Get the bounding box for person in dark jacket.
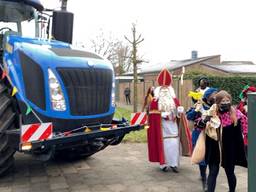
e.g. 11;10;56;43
203;90;247;192
187;87;218;192
124;87;131;105
196;77;210;95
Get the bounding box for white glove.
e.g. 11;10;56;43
177;106;184;114
161;112;170;118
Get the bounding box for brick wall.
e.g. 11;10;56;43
116;55;223;111
117;79;194;111
118;81;154;109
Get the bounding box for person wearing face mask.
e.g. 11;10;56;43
186;87;218;192
202;87;218;108
204;90;247;192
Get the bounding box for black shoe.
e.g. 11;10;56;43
161;166;168;172
170;166;179;173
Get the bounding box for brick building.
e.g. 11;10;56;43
116;52;256;110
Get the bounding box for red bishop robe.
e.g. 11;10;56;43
147;98;192;165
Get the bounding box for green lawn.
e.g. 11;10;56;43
114;107;132;121
114;107;147;143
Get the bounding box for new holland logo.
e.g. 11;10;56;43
87;60;94;67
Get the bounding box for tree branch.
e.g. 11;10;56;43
135;38;144;44
135;34;142;42
124;35;132;44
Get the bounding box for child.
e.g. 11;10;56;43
187;88;218;192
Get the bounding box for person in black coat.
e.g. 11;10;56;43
202;90;247;192
124;87;131;105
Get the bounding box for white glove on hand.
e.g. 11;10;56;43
177;106;184;114
161;112;170;118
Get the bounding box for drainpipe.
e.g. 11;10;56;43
248;93;256;192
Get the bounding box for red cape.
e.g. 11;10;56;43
147;98;192;165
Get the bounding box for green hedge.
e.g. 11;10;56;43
187;74;256;104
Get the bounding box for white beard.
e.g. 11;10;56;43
157;87;176;113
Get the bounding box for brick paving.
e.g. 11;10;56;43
0;143;247;192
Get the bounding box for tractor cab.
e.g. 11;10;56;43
0;0;43;56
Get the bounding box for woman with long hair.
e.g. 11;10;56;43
204;90;247;192
142;86;154;114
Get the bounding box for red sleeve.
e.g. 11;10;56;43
173;97;180;107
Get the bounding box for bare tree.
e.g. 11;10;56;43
113;42;132;75
87;30;132;75
89;30;119;61
125;23;144;112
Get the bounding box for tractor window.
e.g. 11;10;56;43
0;22;17;32
21;20;36;37
0;1;39;38
0;1;35;22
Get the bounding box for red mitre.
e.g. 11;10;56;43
157;68;172;86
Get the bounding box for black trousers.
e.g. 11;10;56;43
125;95;131;104
207;163;236;192
199;164;207;181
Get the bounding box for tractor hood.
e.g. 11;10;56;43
7;35;113;70
4;35;115;125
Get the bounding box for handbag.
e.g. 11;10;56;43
191;130;206;164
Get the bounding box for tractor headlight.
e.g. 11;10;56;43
48;69;66;111
111;82;115;107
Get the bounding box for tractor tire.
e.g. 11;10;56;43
0;82;17;176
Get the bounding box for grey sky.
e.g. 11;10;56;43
43;0;256;64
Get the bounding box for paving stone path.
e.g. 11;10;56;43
0;143;247;192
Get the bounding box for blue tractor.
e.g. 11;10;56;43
0;0;142;176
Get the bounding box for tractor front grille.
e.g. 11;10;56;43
57;68;113;116
19;51;46;110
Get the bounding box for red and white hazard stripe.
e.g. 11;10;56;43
130;112;147;125
21;123;53;143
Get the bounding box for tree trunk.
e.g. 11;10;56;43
132;28;138;112
125;24;144;112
